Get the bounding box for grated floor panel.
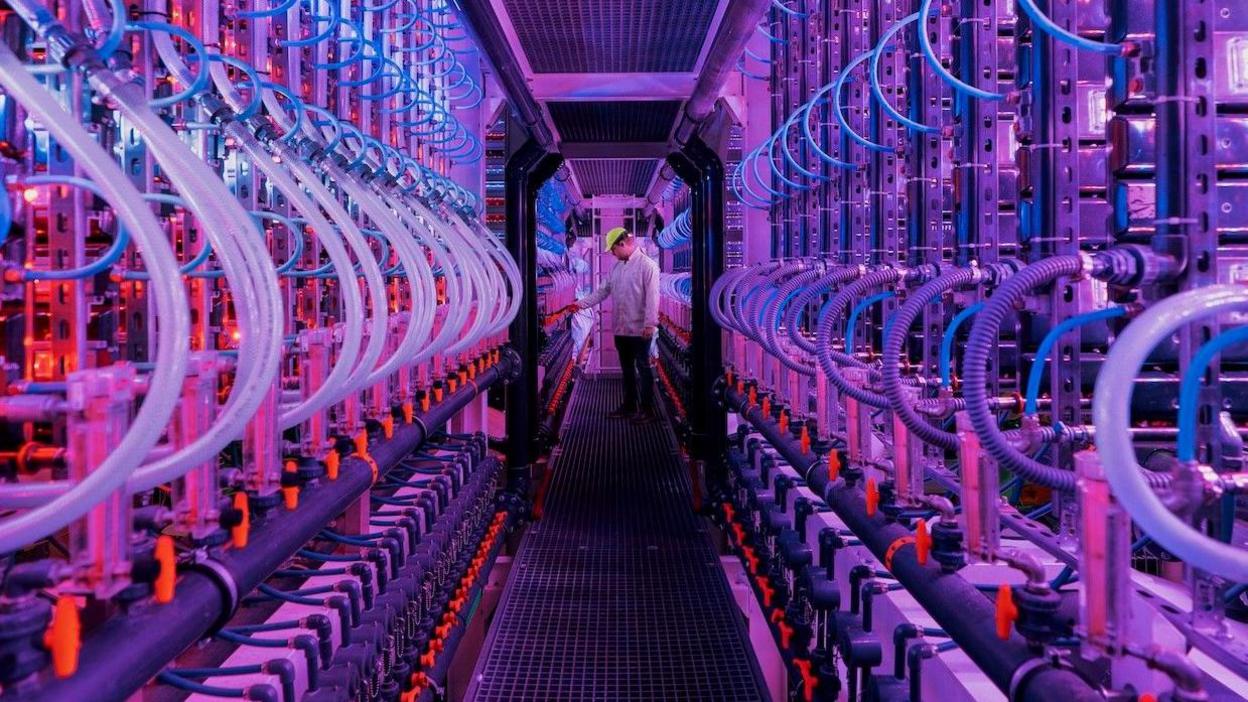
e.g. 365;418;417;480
466;378;769;701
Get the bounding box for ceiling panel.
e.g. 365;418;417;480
502;0;720;73
569;159;660;197
547;101;682;143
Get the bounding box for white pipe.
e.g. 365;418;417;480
0;40;189;552
145;28;269;388
448;213;506;338
146;25;387;433
1093;284;1248;583
448;213;506;341
469;216;524;331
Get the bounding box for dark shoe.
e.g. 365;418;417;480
608;405;637;419
631;409;659;425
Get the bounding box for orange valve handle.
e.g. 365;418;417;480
381;415;395;439
761;396;771;417
354;430;369;457
827;450;840;481
865;478;879;517
778;410;789;434
915;520;932;566
402;401;414;424
778;621;794;649
324;451;340;481
793;658;819;702
154;535;177;604
756;576;775;607
742;546;759;572
44;595;81;678
231;492;250;548
996;583;1018;640
800;425;811;455
282;460;300;511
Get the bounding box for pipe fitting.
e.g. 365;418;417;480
1130;644;1208;701
998;549;1048;589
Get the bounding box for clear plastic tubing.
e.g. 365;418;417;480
348;180;437;386
227;127;369;430
0;39;189;550
274;148;392;397
92;64;284;491
389;199;471;360
107;21;285;485
329;164;441;379
1093;284;1248;583
450;214;509;336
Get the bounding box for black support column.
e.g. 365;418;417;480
505;139;563;487
667;136;726;483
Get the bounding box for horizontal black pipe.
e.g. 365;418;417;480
722;384;1102;702
8;358;512;702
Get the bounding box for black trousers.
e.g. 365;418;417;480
614;335;655;411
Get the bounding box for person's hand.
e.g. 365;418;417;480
642;326;657;339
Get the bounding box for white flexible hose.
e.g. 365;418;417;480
145;28;268;387
277;152;392;397
389;199;471;359
470;217;524;332
146;21;389;433
230;130;367;430
351;184;437;387
96;71;284;490
1093;284;1248;583
0;40;190;552
319;161;431;390
449;212;509;337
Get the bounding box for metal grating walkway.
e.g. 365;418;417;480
466;378;769;702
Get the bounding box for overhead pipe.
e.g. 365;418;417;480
672;0;771;147
446;0;555;147
721;383;1103;702
644;0;769;210
5;358;514;702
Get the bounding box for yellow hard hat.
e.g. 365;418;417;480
604;226;630;252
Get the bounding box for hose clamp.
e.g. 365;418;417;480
1007;655;1059;701
966;260;986;285
1075;251;1098;280
185;551;240;632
